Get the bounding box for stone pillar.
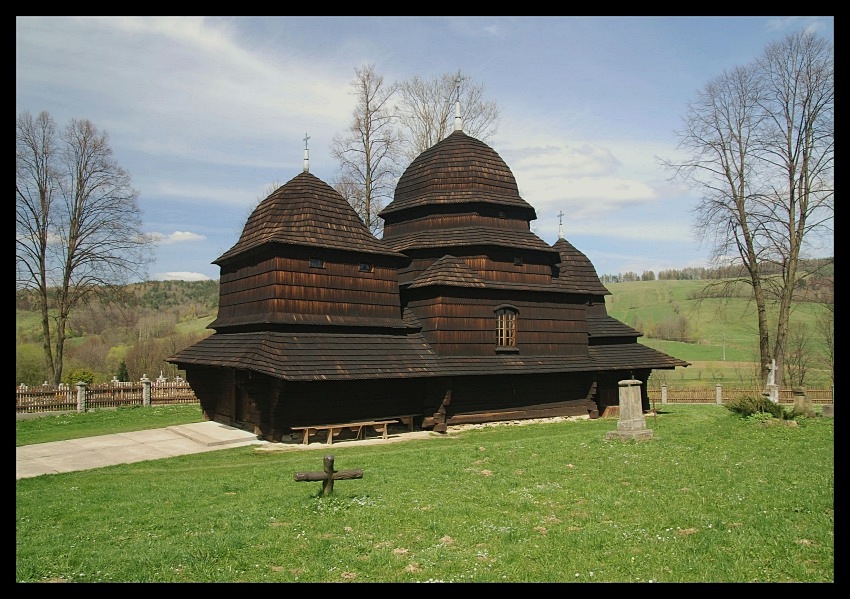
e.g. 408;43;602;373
661;385;668;405
605;379;653;441
792;386;814;417
141;375;152;407
715;384;723;405
76;381;88;413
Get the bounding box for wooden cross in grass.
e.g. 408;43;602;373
294;454;363;497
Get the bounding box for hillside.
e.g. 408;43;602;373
604;278;833;387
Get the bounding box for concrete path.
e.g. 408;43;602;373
16;421;437;480
16;421;267;480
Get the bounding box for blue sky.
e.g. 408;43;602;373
16;16;834;282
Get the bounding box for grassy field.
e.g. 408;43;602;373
16;405;834;583
605;280;832;387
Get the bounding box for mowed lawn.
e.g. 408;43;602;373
15;404;833;583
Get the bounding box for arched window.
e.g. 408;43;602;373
495;306;518;348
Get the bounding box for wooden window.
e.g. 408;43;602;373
359;262;373;273
495;307;517;348
309;257;324;268
513;256;523;266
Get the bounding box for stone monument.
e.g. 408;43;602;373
605;379;653;441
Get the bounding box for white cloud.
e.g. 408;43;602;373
150;231;207;245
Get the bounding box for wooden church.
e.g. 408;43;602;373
168;111;688;442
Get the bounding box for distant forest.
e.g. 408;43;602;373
598;257;833;286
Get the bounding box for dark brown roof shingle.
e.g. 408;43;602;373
380;130;537;217
216;171;405;265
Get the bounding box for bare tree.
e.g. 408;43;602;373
396;69;500;161
784;322;811;387
331;64;403;236
754;30;834;386
661;29;833;387
16;111;154;384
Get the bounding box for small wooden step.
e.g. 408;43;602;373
601;406;620;419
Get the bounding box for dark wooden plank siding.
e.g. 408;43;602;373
272;379;430;429
384;212;530;237
216;253;402;323
444;373;596;422
184;366;235;423
407;296;588;356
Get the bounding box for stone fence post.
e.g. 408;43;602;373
76;381;88;413
141;375;152;407
661;385;668;405
715;384;723;405
792;386;815;417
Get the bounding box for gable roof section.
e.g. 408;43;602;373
215;171;405;265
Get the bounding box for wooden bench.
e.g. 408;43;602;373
290;419;399;445
384;414;420;432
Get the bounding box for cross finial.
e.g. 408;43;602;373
454;72;464;132
303;133;311;173
558;210;564;239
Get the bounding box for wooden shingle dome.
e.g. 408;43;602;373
379;130;537;218
552;237;612;296
216;171;403;266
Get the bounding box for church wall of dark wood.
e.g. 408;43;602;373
407;295;588;356
216;252;402;323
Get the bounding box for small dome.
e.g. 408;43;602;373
216;171;404;265
380;130;536;218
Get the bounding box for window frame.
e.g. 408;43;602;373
494;305;518;350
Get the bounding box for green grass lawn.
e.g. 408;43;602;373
16;405;833;583
15;404;205;447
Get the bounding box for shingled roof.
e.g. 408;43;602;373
586;315;643;339
379;130;537;217
551;237;612;296
215;171;405;265
168;331;441;381
407;255;487;289
168;329;688;382
588;344;690;370
383;226;557;254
